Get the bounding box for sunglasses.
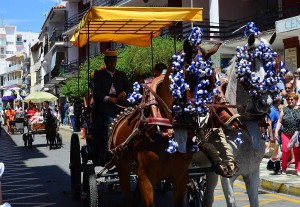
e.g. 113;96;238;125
286;99;295;101
285;87;292;89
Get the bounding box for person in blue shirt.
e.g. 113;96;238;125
266;97;282;174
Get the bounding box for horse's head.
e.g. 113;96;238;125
226;32;280;116
246;33;276;114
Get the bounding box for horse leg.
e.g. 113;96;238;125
243;168;260;207
221;177;237;207
138;169;155;207
203;172;218;207
172;172;189;207
117;165;136;207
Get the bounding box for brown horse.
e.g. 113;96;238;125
107;40;221;206
108;74;192;207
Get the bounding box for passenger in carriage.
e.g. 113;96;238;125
26;101;37;119
153;62;167;78
140;62;167;84
92;49;131;166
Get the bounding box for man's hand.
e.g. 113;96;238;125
117;91;127;100
108;97;117;104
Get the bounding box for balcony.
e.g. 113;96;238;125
5;64;23;74
4;78;23;86
49;30;64;50
65;0;125;30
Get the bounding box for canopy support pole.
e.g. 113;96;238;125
173;21;177;54
151;33;153;72
87;22;91;129
77;34;80;97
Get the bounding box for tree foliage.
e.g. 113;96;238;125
61;36;182;98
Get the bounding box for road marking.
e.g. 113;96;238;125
232;178;300;204
264;193;300;204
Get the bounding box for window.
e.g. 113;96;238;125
0;48;4;54
16;36;22;42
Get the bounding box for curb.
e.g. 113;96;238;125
58;127;82;135
260;178;300;197
237;175;300;198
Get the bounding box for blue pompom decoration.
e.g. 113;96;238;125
244;22;260;37
235;26;288;98
127;82;143;104
188;27;204;46
165;137;178;153
234;129;244;144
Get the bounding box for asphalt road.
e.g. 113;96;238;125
1;126;300;207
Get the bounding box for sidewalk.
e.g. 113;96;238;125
58;124;83;137
59;124;300;197
259;158;300;197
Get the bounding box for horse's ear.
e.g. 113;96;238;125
183;39;193;60
269;33;276;45
204;42;222;60
247;33;255;46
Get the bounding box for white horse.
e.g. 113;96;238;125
193;32;277;207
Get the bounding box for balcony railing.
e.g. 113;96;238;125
49;30;64;50
4;78;23;86
65;0;124;30
5;64;22;74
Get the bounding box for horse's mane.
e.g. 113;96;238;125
225;56;237;78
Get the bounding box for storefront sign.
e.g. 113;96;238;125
276;15;300;33
284;47;298;72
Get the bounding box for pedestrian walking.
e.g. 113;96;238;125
275;92;300;176
266;97;282;174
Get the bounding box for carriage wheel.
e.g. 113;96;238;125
157;180;172;194
186;177;205;207
70;133;81;200
28;134;33;148
82;164;98;207
56;133;62;148
23;134;28;147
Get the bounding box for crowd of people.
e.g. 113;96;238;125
266;69;300;176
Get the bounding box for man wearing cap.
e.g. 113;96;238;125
92;49;131;166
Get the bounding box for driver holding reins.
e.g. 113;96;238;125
92;49;131;166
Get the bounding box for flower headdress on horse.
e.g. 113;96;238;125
234;22;288;144
235;22;287;98
169;27;221;116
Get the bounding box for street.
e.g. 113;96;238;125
0;127;300;207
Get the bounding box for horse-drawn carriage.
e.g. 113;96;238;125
69;6;287;207
22;92;62;149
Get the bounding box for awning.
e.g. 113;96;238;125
70;6;202;47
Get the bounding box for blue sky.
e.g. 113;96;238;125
0;0;61;33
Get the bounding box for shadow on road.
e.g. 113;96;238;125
0;129;81;207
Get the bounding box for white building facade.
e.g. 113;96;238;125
0;25;38;101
